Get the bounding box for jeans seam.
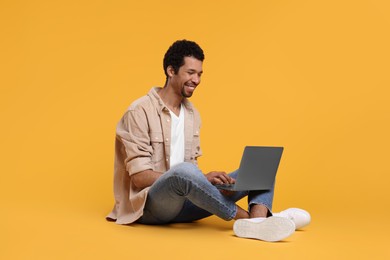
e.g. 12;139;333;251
171;174;236;221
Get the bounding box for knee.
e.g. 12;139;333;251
165;163;204;196
172;162;198;172
170;162;203;180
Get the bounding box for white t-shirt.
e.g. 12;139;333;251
169;104;185;168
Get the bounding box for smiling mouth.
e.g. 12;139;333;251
185;84;196;91
181;84;196;97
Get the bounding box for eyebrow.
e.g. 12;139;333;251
188;69;203;74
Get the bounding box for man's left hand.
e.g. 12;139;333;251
205;171;235;185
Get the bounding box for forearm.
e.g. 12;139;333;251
132;169;163;190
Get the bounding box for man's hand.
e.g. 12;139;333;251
205;171;235;185
206;171;236;196
132;169;163;190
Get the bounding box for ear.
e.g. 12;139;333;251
166;65;176;77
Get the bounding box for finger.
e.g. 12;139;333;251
213;177;223;185
229;176;236;184
217;174;230;184
219;172;236;184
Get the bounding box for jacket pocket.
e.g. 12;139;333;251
150;131;164;163
192;129;202;158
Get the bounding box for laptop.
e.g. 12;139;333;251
214;146;284;191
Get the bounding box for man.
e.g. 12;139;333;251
107;40;310;242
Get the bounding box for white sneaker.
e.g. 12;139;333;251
273;208;311;230
233;216;295;242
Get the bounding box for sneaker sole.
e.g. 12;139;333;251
233;216;295;242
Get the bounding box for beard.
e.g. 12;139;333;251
181;86;193;98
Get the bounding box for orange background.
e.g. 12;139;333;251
1;0;390;259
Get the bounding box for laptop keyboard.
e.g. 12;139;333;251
214;183;235;190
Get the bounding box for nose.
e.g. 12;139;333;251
192;74;201;85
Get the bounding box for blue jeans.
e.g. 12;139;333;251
137;162;275;224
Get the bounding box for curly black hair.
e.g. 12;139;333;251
163;40;205;79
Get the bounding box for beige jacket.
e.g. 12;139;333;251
107;87;202;224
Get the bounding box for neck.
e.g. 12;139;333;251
158;85;183;111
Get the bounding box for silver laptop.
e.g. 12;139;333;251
214;146;284;191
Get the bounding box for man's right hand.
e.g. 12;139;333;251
132;169;163;190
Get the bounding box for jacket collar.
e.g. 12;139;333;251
148;87;194;114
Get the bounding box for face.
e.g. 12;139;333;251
167;56;203;98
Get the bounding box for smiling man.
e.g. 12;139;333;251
107;40;310;242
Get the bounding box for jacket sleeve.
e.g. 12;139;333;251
116;107;153;175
